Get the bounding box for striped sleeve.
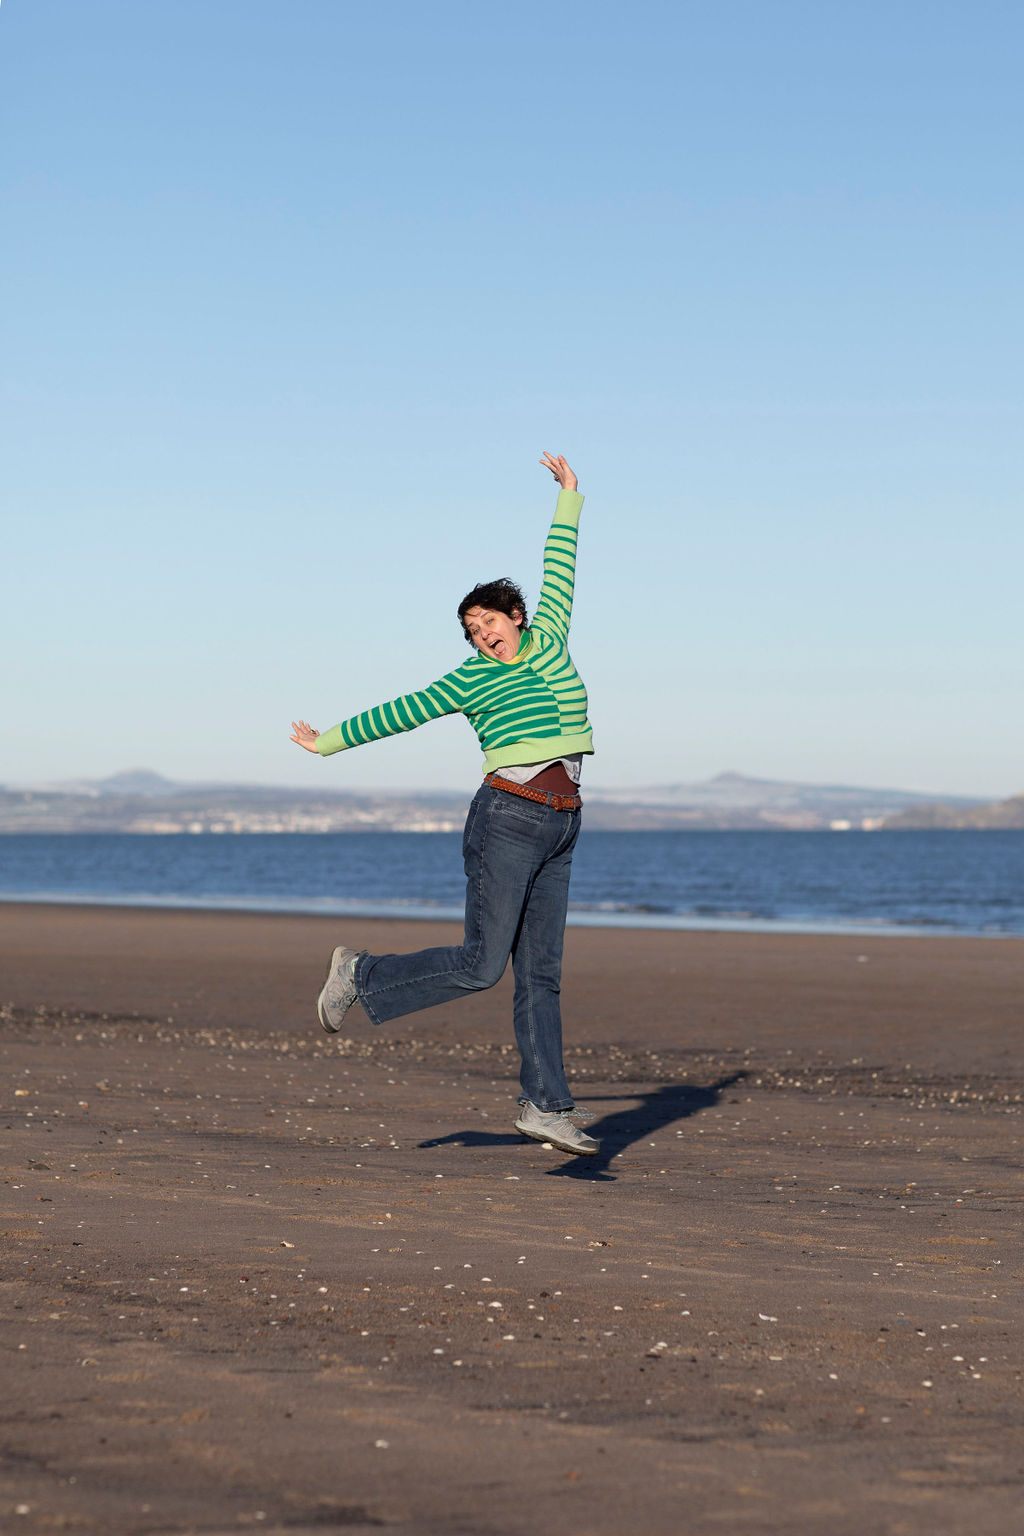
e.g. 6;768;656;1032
315;667;468;756
530;488;584;643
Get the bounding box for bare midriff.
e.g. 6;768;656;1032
526;761;581;799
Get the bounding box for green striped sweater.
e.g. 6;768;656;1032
315;488;594;773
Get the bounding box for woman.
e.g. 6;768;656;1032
290;453;598;1155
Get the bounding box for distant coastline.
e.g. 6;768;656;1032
2;767;1012;834
881;793;1024;829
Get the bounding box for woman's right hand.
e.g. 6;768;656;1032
289;720;320;753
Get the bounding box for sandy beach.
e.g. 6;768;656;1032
2;901;1022;1535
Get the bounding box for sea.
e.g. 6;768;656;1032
0;830;1022;938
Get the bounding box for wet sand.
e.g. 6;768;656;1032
2;902;1022;1535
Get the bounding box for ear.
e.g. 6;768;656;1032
511;608;523;629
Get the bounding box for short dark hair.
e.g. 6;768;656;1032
458;579;528;644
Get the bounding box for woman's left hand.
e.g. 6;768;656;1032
540;453;578;492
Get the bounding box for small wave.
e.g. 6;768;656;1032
0;890;466;924
0;890;1004;937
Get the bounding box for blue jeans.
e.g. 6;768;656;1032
353;783;581;1112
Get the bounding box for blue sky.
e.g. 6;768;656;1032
3;0;1021;796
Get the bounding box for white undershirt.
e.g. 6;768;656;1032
495;753;583;786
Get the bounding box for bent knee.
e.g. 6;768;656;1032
454;960;506;993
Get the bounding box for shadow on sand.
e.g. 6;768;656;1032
418;1072;747;1182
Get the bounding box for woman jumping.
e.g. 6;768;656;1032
289;453;598;1155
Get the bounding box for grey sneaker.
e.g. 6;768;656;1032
514;1101;599;1156
316;946;361;1034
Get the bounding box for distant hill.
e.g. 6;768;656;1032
94;768;183;797
583;771;982;830
0;768;988;833
0;779;468;835
883;792;1024;830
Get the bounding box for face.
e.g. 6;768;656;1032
462;605;523;662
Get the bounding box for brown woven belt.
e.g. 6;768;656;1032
484;772;582;812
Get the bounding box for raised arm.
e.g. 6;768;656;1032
290;670;467;757
531;454;584;644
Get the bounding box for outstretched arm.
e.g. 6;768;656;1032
532;454;585;643
289;670;467;757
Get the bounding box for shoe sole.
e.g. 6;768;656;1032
317;946;352;1035
514;1116;599;1156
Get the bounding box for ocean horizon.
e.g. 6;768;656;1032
1;829;1022;939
